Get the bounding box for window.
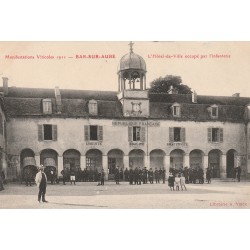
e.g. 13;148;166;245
210;105;218;118
172;103;181;117
174;127;181;142
208;127;223;142
86;157;96;169
169;127;185;142
44;125;52;140
128;126;146;142
90;125;98;140
38;124;57;141
84;125;103;141
133;127;141;141
42;99;52;114
88;100;98;115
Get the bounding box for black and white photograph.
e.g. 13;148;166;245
0;41;250;209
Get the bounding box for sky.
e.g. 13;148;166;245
0;41;250;97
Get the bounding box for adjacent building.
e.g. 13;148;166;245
1;45;250;180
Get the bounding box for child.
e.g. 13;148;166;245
175;173;181;191
180;173;187;191
168;173;175;191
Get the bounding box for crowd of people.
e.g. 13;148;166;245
3;164;242;191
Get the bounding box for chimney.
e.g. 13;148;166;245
192;90;197;103
54;86;62;113
232;93;240;97
2;77;8;96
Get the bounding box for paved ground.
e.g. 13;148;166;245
0;180;249;209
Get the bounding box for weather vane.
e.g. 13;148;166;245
129;41;134;53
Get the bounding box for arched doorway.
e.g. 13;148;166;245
40;149;58;181
150;149;165;170
189;150;204;169
63;149;81;172
107;149;124;174
208;149;222;178
85;149;102;171
226;149;238;178
20;149;37;183
170;149;184;170
129;149;145;169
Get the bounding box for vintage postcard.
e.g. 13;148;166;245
0;41;249;209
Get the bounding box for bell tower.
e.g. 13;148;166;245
117;42;149;117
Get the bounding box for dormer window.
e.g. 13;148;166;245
88;99;98;115
171;103;181;117
42;99;52;114
210;105;218;118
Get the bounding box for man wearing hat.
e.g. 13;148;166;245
35;165;48;203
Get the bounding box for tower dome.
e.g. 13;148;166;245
118;52;147;72
117;42;147;92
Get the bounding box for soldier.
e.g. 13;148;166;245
142;167;147;184
70;168;76;185
198;167;204;184
50;168;55;185
119;168;124;181
115;167;120;184
159;168;163;183
137;167;142;185
155;168;160;183
25;167;32;186
134;167;138;185
100;169;105;185
162;168;166;184
206;168;212;184
183;167;189;184
129;168;134;185
124;168;129;182
148;168;154;184
168;173;175;191
237;166;242;182
0;169;5;191
61;169;67;185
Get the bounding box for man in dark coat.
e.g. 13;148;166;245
206;168;212;184
134;168;138;185
155;168;160;183
100;169;105;185
35;165;48;203
0;169;5;191
124;168;129;182
119;168;124;181
61;169;67;185
148;168;154;184
129;168;134;185
137;167;142;185
162;168;166;184
159;168;163;183
237;166;242;182
115;167;120;184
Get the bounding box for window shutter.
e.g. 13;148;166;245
52;125;57;141
84;125;90;141
98;126;103;141
208;128;212;142
181;128;186;142
219;128;223;142
128;127;133;142
141;127;146;142
38;125;43;141
169;127;174;142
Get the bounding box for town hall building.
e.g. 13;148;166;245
1;44;250;181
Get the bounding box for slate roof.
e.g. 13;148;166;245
2;87;250;122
